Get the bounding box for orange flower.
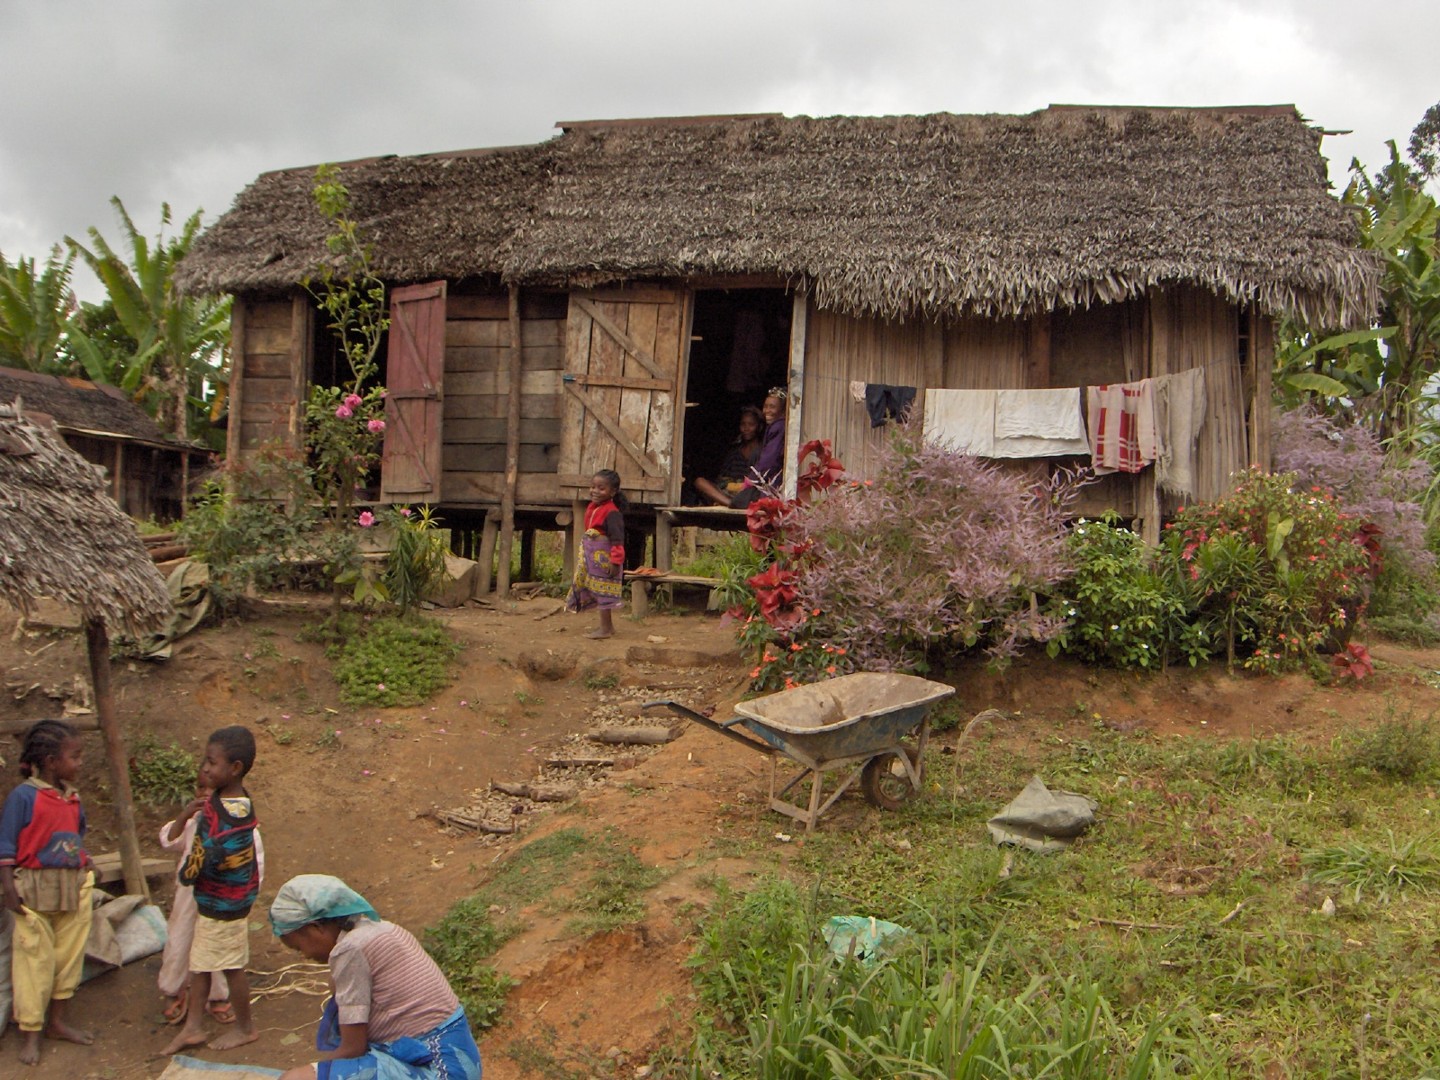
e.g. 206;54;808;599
826;665;837;674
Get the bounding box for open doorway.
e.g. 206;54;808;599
680;289;791;504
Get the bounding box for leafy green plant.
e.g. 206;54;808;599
128;736;196;807
582;671;619;691
1045;515;1206;669
328;615;460;706
424;894;516;1031
380;505;448;614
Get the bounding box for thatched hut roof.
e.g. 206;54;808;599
0;401;171;634
177;105;1379;327
0;366;180;448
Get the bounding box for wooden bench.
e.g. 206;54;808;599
624;571;724;616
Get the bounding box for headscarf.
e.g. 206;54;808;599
269;874;379;936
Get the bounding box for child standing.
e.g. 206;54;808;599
157;782;266;1026
162;726;261;1055
565;469;627;639
0;719;96;1066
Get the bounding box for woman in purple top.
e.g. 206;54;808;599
712;389;787;509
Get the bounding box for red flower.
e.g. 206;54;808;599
796;439;845;500
746;497;790;552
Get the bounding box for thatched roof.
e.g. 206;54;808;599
0;367;179;447
177;106;1379;327
0;401;171;633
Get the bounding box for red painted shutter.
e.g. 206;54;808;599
381;281;446;501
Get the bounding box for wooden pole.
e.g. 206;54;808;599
224;300;247;490
497;285;524;598
85;616;148;899
782;290;809;501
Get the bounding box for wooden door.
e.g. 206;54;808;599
557;287;686;502
381;281;446;502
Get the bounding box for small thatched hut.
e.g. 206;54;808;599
0;400;172;895
0;367;210;521
177;105;1379;569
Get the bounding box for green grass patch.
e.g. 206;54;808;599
127;736;196;807
327;614;460;707
678;706;1440;1077
424;894;516;1031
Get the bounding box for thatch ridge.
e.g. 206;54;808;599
0;401;171;633
178;106;1379;327
0;366;178;446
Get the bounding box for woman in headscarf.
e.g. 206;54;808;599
269;875;482;1080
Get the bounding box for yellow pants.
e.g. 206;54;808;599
12;872;94;1031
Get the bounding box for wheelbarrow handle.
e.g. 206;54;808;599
642;699;774;756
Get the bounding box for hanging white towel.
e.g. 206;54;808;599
849;380;867;404
992;388;1089;457
922;389;996;456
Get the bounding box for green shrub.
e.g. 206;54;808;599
424;894;515;1030
128;736;196;807
1346;714;1440;780
379;505;448;614
1162;469;1375;671
328;615;460;706
1302;831;1440;903
1045;515;1205;669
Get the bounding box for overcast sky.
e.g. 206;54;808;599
2;1;1434;298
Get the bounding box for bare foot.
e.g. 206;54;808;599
162;1028;210;1056
19;1030;41;1065
585;629;613;640
208;1026;260;1052
43;1018;94;1046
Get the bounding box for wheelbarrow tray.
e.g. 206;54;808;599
731;672;954;771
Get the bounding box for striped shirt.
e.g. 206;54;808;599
330;919;459;1042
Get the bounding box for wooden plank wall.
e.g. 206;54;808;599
441;291;567;505
236;298;299;456
800;308;939;479
1149;286;1246;506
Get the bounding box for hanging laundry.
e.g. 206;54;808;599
992;388;1089;458
1154;366;1207;497
922;389;996;456
1087;380;1159;474
849;380;867;404
863;384;917;427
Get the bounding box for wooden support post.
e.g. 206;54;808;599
225;301;247;485
497;285;524;597
476;511;499;595
656;510;674;573
783;290;808;501
519;527;535;582
85;616;147;899
565;499;585;587
1248;308;1274;470
111;443;124;510
631;579;650;617
288;294;312;454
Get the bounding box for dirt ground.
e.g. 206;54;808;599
3;594;1440;1079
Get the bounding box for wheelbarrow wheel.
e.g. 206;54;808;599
861;748;923;811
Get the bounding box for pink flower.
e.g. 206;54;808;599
344;393;363;409
377;682;386;691
358;510;376;527
400;508;411;517
335;405;353;419
367;419;386;433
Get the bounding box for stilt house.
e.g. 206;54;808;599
176;106;1378;570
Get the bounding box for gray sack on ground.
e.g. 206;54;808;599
987;775;1098;853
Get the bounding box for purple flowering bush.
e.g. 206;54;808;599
1273;408;1437;627
777;431;1081;674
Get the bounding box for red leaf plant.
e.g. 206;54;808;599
796;439;845;501
746;564;806;632
1332;642;1374;681
745;497;790;553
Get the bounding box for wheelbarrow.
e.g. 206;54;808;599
645;671;954;832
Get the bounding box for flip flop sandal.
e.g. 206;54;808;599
207;1001;237;1024
162;995;188;1025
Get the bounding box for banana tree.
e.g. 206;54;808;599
66;199;230;442
0;246;78;373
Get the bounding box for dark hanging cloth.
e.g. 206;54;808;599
864;384;917;427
